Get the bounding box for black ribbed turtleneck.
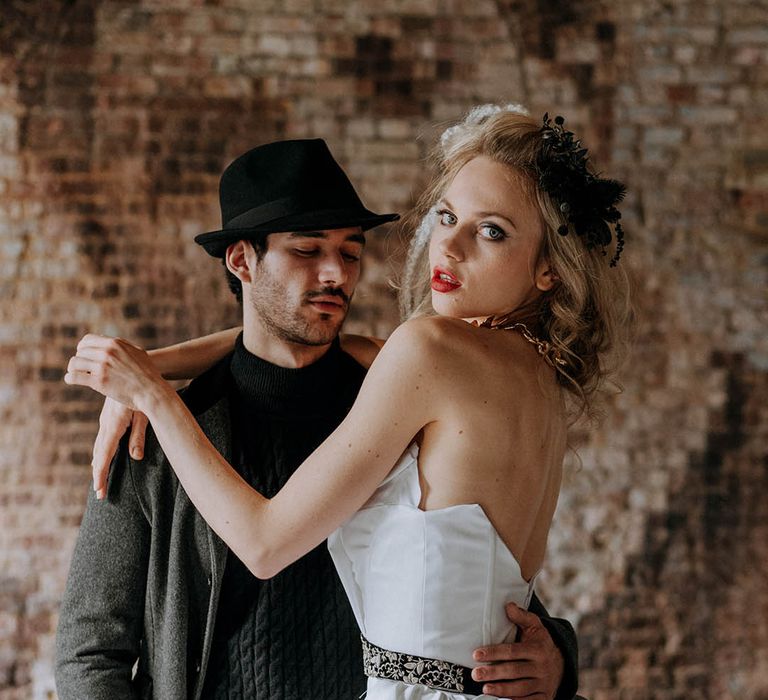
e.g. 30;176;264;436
201;334;367;700
229;333;358;417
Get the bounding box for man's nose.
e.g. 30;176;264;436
318;252;348;286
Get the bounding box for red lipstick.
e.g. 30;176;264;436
431;267;462;293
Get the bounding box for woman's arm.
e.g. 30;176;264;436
65;320;440;578
92;332;385;499
150;327;242;380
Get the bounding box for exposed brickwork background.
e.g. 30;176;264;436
1;1;766;698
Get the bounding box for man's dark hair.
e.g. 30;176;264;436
223;235;270;305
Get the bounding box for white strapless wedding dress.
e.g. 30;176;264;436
328;443;538;699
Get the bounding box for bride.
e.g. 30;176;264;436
65;105;629;698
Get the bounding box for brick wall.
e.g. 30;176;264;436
1;1;766;698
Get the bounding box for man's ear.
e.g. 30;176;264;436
225;240;254;285
535;258;560;293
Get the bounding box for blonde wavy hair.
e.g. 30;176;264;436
398;104;632;421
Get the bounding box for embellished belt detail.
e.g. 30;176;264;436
361;636;484;695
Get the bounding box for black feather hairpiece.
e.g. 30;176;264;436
538;114;626;266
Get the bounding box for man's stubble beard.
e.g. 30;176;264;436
247;267;351;347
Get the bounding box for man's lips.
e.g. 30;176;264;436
307;295;347;312
431;267;461;293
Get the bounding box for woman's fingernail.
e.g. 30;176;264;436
473;649;485;661
132;448;142;459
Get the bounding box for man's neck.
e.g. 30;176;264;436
241;324;334;369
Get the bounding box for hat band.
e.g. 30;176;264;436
225;192;362;230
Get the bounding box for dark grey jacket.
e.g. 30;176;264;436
56;362;234;700
55;359;579;700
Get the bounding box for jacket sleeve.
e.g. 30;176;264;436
528;592;579;700
55;442;150;700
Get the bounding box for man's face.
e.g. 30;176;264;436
244;227;364;346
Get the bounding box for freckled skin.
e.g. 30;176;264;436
406;156;565;580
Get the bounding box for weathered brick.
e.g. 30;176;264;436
680;105;739;125
643;126;685;147
727;27;768;45
2;2;767;699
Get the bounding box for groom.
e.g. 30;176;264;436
56;139;579;699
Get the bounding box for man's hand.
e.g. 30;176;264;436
91;398;148;500
471;602;565;699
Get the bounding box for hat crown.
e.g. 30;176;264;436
194;138;399;257
219;139;363;227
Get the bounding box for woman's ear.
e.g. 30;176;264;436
225;240;254;285
535;258;560;292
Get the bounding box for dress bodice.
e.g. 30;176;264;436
327;443;538;698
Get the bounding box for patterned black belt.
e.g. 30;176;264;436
361;635;485;695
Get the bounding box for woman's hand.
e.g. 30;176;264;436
66;335;172;499
65;333;171;416
91;399;149;500
69;328;241;500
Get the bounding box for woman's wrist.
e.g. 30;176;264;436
135;377;177;419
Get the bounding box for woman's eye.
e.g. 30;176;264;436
479;224;507;241
294;248;318;257
342;253;360;262
438;210;457;226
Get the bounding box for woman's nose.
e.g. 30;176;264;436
437;227;465;261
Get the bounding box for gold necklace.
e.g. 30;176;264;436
471;316;567;369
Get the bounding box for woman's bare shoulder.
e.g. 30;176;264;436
378;316;482;375
390;316;553;386
341;317;469;368
340;334;386;369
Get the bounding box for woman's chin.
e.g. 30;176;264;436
430;304;462;319
431;293;464;317
430;295;484;319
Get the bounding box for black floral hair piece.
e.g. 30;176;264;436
538;113;626;266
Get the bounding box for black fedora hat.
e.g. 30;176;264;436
195;139;400;257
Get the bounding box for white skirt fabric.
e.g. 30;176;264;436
364;677;499;699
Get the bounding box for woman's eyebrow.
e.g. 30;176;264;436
477;211;517;228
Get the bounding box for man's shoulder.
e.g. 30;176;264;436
340;334;384;370
177;352;234;415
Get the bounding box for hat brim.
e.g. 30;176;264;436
194;208;400;258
